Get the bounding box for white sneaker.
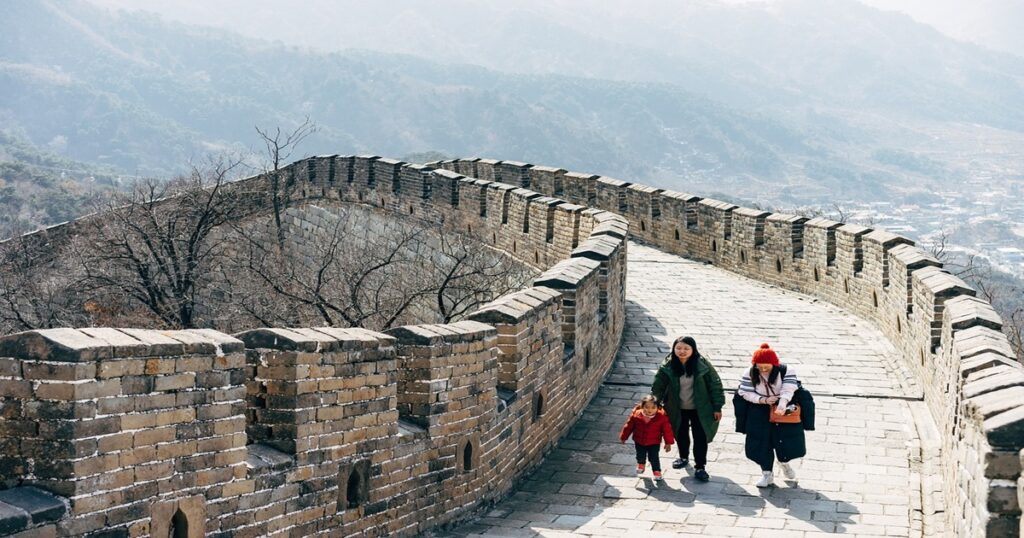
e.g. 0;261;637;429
756;471;774;488
779;461;796;480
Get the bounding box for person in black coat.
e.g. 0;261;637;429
735;343;806;488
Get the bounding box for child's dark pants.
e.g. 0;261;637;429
634;443;661;472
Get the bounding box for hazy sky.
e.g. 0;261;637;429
88;0;1024;58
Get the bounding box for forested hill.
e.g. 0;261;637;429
3;0;1024;210
2;0;802;186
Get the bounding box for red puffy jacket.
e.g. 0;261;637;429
619;406;675;446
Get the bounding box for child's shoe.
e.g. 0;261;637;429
636;463;645;475
653;471;664;481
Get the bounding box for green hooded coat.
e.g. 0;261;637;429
651;356;725;443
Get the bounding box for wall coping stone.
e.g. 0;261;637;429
915;266;975;297
627;184;661;194
510;188;541;200
804;217;843;229
838;223;872;236
947;295;1004;331
535;258;601;289
964;369;1024;399
766;213;808;224
235;327;393;352
660;190;702;202
385;320;495;345
984;406;1024;448
564;171;599;180
955;326;1017;360
470;287;561;324
596;176;629;187
969;386;1024;420
434;169;464;180
864;229;913;247
891;244;940;268
961;353;1020;378
0;328;243;362
734;207;771;218
572;235;621;261
533;196;562;207
699;199;738;210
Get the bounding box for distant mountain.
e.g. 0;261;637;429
3;0;1024;212
81;0;1024;130
862;0;1024;59
0;0;835;194
0;131;118;238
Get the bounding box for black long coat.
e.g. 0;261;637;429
732;392;806;467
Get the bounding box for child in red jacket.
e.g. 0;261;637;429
620;394;675;480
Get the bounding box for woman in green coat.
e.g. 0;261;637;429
651;336;725;482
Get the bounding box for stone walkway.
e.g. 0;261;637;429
439;243;928;537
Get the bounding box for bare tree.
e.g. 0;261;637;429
234;212;429;329
255;116;317;247
433;233;535;323
0;234;83;332
74;155;247;328
928;229;981;281
229;204;535;332
969;265;1024;363
790;202;849;223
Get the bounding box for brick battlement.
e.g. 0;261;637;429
0;155;627;537
3;151;1022;536
434;157;1024;537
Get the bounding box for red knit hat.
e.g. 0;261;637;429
751;343;779;366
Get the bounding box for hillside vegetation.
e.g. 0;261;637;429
6;0;1024;213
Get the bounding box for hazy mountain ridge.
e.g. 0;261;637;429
79;0;1024;129
3;0;1023;211
2;0;836;186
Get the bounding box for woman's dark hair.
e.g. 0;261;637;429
668;336;699;377
749;365;782;386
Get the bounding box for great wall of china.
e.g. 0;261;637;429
0;154;1021;537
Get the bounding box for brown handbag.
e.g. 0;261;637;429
769;403;801;424
765;376;801;424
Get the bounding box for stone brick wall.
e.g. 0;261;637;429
8;149;1019;535
0;328;247;537
0;154;628;536
439;156;1024;537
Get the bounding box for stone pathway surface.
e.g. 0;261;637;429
439;243;926;537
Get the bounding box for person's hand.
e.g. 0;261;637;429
713;412;722;422
663;444;672;452
774;405;787;415
764;395;780;405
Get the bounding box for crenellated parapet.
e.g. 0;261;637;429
5;146;1021;535
0;153;629;537
435;156;1024;536
0;328;247;537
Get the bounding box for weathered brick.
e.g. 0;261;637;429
154;373;195;392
